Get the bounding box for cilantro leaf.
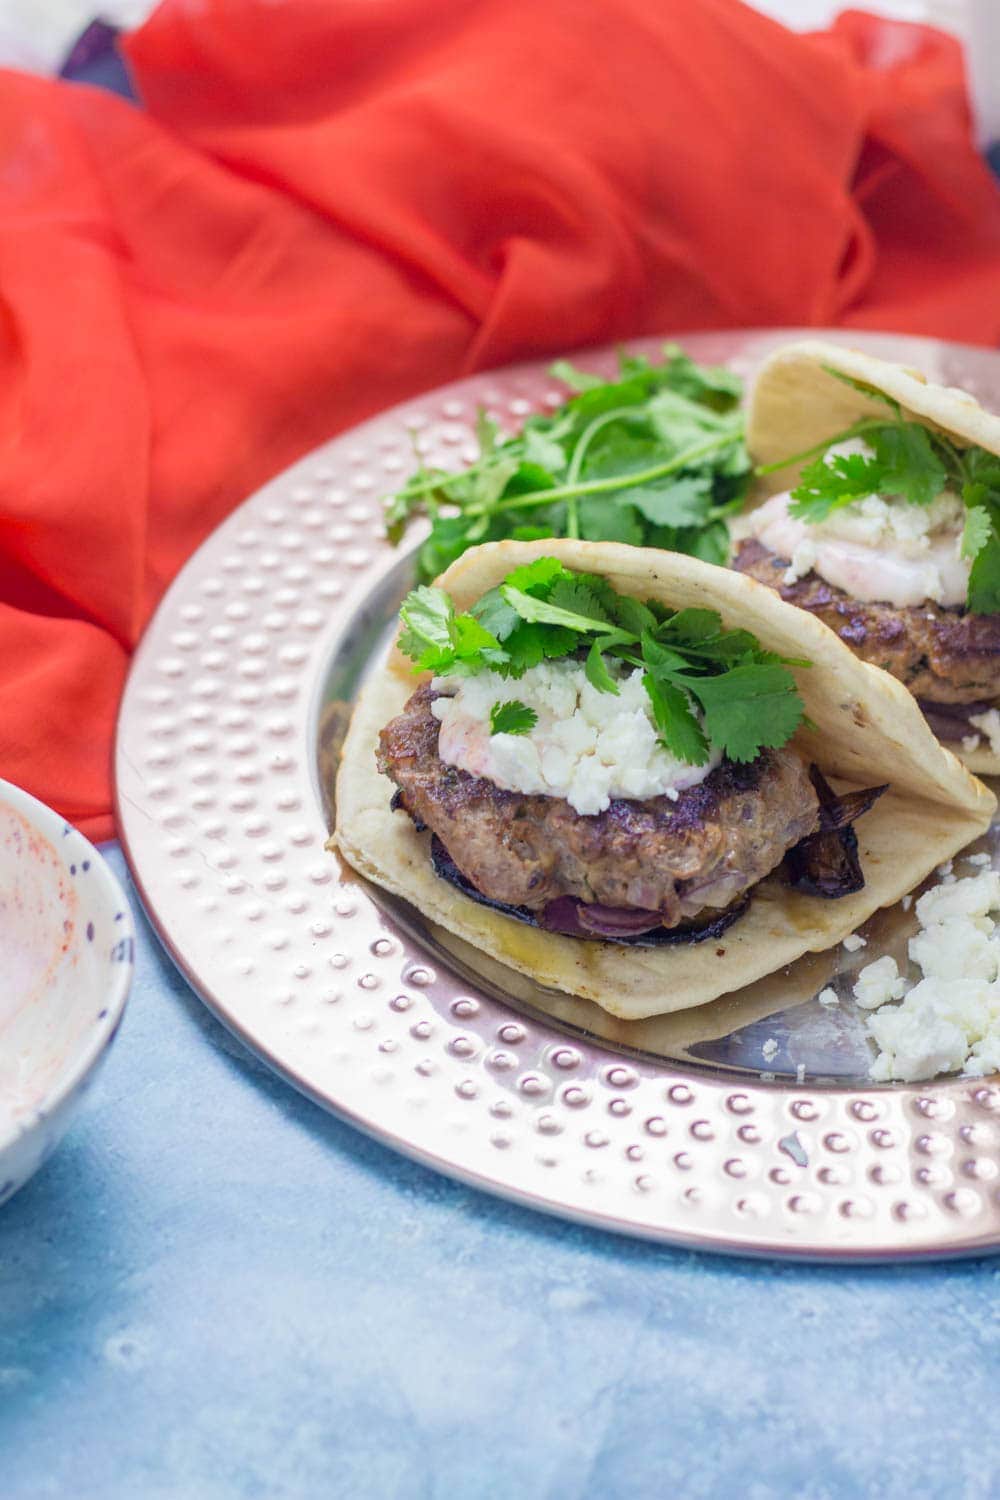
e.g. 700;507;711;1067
397;584;503;675
452;613;499;658
685;520;730;567
585;642;619;695
961;503;992;562
522;428;567;474
500;584;627;636
490;700;538;736
659;343;741;410
454;453;521;511
504;557;571;595
965;449;1000;490
642;673;710;765
684;665;805;763
646;389;741;455
548;577;613;626
417;513;496;581
871;424;946;507
549;359;604;392
397;586;454;659
660;608;722;645
965;493;1000;614
471;587;521;641
623;474;712;527
789;450;882;522
605;593;658;637
577;495;644;545
640;630;695;676
504;621;577;672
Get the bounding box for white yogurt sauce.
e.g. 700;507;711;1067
431;659;720;816
739;439;969;608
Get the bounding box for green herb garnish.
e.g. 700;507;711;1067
489;700;538;736
759;365;1000;613
386;346;750;582
400;557;807;765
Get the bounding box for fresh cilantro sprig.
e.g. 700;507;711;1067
489;700;537;736
402;557;807;766
758;365;1000;613
386;345;750;582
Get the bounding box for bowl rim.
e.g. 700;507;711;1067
0;777;134;1160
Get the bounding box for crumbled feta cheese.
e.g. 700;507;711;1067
962;734;982;753
967;852;992;867
969;709;1000;757
817;987;839;1007
936;860;953;879
853;955;906;1010
857;869;1000;1081
761;1037;779;1062
782;538;817;586
842;933;866;953
916;869;1000;925
431;659;721;817
901;894;913;912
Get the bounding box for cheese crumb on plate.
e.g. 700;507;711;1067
854;871;1000;1082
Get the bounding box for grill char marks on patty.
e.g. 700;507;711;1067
377;682;820;930
733;537;1000;706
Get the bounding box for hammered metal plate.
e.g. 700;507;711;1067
115;329;1000;1259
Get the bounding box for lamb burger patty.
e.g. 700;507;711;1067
377;682;820;930
733;537;1000;706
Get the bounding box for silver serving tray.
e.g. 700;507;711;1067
115;329;1000;1259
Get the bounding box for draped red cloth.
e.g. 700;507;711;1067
2;0;1000;839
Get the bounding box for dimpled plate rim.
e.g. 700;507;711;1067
115;328;1000;1261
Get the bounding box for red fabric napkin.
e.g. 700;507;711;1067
3;0;1000;841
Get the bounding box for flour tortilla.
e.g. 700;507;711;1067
747;338;1000;774
333;538;994;1020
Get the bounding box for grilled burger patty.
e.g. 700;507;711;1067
378;682;820;929
733;537;1000;706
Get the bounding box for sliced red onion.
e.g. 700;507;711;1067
539;897;664;938
783;766;886;899
429;837;748;947
811;767;887;834
918;698;994;744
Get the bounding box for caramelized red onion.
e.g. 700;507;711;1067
430;837;748;947
782;766;887;899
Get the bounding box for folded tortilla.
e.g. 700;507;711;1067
748;338;1000;775
333;538;995;1020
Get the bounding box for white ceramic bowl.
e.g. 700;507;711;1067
0;779;134;1206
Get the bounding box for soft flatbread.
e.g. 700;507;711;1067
748;338;1000;774
333;538;994;1020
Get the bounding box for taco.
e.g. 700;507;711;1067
333;539;993;1019
735;339;1000;774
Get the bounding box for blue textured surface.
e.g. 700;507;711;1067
1;845;999;1500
